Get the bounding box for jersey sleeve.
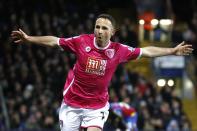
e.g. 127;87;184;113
119;44;142;63
57;36;81;53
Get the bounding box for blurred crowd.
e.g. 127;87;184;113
0;0;196;131
105;69;191;131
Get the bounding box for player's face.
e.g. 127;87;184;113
94;18;115;47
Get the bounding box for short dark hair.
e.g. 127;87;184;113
96;14;116;28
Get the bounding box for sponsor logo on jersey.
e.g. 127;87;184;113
86;57;107;75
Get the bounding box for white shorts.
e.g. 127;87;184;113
59;102;109;131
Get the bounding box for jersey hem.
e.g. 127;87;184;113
63;100;109;110
81;126;102;130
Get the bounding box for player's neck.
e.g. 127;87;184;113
97;42;107;48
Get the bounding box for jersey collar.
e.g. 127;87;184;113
93;37;111;50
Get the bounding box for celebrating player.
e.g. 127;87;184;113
11;14;193;131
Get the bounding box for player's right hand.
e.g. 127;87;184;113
11;29;29;44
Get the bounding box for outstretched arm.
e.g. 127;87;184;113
141;41;193;57
11;29;59;47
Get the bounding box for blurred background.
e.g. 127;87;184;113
0;0;197;130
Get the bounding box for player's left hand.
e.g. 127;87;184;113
174;41;193;55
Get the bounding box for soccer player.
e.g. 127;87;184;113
11;14;193;131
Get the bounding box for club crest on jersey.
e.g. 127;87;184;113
85;46;91;52
105;49;115;58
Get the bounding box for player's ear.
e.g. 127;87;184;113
111;28;116;36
